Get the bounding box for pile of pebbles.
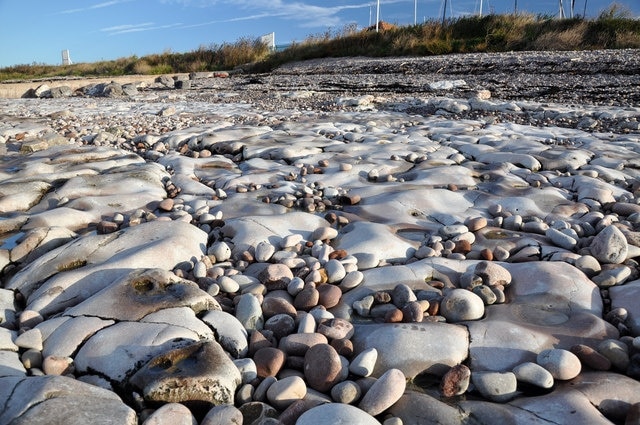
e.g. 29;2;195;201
1;49;640;424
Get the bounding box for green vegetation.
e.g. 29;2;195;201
1;4;638;82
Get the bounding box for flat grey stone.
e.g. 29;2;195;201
0;375;136;425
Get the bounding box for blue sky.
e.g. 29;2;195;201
0;0;638;67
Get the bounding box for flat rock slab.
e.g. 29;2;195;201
352;322;469;379
0;375;136;425
5;220;208;319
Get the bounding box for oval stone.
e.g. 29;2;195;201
537;348;581;380
513;361;554;389
304;343;342;392
439;289;485;322
266;375;307;410
358;368;406;416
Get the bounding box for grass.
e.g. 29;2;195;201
1;4;638;82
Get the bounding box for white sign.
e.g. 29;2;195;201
260;33;275;51
61;49;72;65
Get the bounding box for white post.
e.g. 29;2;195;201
414;0;417;25
479;0;483;16
376;0;380;32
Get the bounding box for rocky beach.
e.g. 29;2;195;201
1;49;640;424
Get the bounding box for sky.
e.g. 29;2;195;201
0;0;638;68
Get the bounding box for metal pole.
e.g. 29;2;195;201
583;0;587;17
514;0;518;14
571;0;575;17
376;0;380;32
414;0;417;25
479;0;483;17
442;0;447;25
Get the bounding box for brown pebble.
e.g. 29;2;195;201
465;217;488;232
384;307;404;323
428;280;445;289
338;194;361;205
402;301;424;323
440;364;471;397
262;297;297;319
157;198;174;212
294;285;320;311
97;220;119;234
453;240;472;254
427;300;440;316
447;183;458;191
570;344;611;371
331;338;354;358
373;291;392;304
328;249;348;260
304;343;343;392
249;330;275;356
254;347;286;378
317;284;342;309
480;248;493;261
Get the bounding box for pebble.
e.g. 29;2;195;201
471;371;518;402
266;375;307;410
358;368;406;416
597;339;630;371
439;289;485;322
440;364;471;397
304;343;343;392
143;403;197;425
512;362;554;389
537;348;582;380
254;347;286;378
331;380;362;404
297;403;380;425
590;225;628;264
570;344;611;371
349;348;378;377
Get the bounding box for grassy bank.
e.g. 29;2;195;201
1;6;638;82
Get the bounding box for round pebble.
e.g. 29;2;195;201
253;347;286;378
536;348;581;380
471;371;518;402
266;375;307;410
294;285;320;311
331;380;362;404
439;289;485;322
317;284;342;309
440;364;471;397
597;339;630;371
304;343;343;392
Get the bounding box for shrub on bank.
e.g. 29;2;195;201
1;7;638;81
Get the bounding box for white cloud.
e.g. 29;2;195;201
101;22;184;35
59;0;134;14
